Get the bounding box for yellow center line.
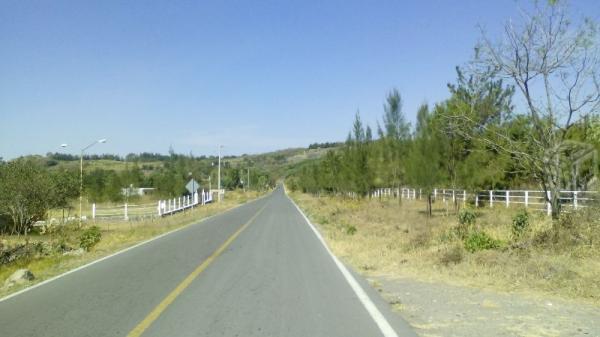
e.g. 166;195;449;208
126;203;268;337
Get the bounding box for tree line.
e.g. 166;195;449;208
287;1;600;220
0;153;275;234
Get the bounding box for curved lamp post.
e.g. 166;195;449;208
79;139;107;227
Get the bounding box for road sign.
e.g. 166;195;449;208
186;179;200;194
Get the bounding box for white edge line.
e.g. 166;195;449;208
284;188;399;337
0;193;269;304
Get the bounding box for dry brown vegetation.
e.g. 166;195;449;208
291;192;600;304
0;190;265;298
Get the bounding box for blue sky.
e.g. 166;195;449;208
1;0;598;159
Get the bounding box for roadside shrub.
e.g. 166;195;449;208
511;209;530;239
346;225;357;235
439;244;464;265
455;208;476;239
79;226;102;251
458;208;477;226
464;231;500;253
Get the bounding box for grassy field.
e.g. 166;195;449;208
0;190;266;299
290;192;600;305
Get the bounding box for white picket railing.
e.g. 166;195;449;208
368;187;597;215
90;190;214;221
157;190;213;216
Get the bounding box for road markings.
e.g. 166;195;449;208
0;195;269;304
286;193;400;337
126;203;268;337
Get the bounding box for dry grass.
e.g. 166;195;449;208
290;192;600;305
0;190;266;298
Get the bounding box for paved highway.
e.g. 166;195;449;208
0;187;416;336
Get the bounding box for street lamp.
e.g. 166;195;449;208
79;138;107;227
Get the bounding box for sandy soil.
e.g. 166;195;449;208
369;275;600;337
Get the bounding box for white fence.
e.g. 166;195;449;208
157;190;213;216
90;190;214;221
369;187;597;215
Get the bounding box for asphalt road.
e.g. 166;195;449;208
0;187;416;337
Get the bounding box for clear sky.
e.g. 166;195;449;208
1;0;598;159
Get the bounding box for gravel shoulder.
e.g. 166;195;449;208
369;275;600;337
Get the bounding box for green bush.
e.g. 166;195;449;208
511;209;530;239
79;226;102;251
346;225;357;235
455;208;477;239
464;231;500;253
458;208;476;226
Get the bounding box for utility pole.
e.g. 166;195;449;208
218;145;222;202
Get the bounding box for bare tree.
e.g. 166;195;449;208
464;0;599;219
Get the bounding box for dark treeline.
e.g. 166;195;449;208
47;153;123;161
287;70;599;201
308;142;343;150
82;154;274;202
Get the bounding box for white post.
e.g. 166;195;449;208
506;190;510;208
124;203;128;220
452;190;455;203
157;201;161;216
475;194;479;207
419;189;422;200
574;191;578;210
443;189;446;202
489;190;493;208
525;191;529;208
547;190;552;216
434;188;437;200
463;190;466;207
92;203;96;220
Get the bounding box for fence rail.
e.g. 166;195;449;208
368;187;597;215
90;190;214;221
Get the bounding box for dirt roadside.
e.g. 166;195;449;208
369;275;600;337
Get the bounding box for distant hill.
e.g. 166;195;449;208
18;144;340;179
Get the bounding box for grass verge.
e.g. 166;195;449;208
290;192;600;305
